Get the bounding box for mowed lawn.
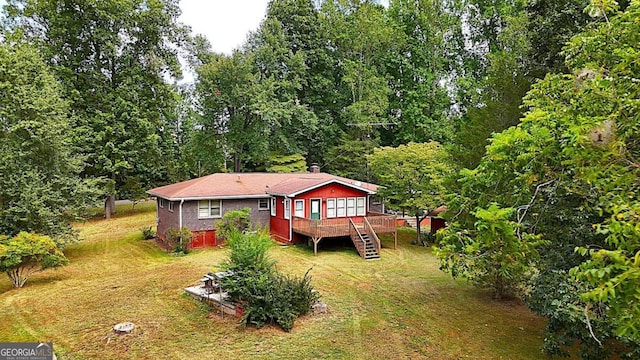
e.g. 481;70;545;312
0;203;547;359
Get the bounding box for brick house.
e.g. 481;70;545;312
147;168;396;259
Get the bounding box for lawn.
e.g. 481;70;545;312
0;203;548;359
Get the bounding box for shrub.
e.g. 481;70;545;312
216;208;252;240
0;232;69;288
218;230;319;331
141;226;155;240
165;227;194;254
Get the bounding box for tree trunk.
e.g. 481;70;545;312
234;155;241;173
416;214;430;246
105;194;116;219
415;215;422;245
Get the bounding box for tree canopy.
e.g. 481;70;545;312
0;37;96;246
368;141;452;244
0;232;68;288
437;1;640;356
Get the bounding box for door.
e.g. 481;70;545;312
310;199;321;220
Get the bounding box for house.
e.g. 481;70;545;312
147;166;397;259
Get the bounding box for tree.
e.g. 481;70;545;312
437;1;640;355
525;0;593;75
0;37;96;247
194;16;317;172
3;0;188;218
265;154;308;173
385;0;454;145
560;1;640;346
0;232;68;288
436;204;547;299
451;1;534;168
368;142;452;244
195;51;270;172
321;0;398;132
264;0;337;166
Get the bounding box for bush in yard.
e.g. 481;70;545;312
219;230;319;331
165;227;194;254
215;207;252;240
0;232;68;288
141;226;155;240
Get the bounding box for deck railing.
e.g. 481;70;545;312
292;214;396;240
363;217;381;251
349;219;366;258
292;217;352;238
366;213;397;234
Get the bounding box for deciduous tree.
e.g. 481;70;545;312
3;0;188;218
0;232;68;288
0;37;96;246
368;142;452;244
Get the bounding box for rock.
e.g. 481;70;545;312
113;322;135;334
312;301;327;314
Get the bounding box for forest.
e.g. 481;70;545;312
1;0;639;358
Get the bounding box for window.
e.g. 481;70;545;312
294;200;304;218
284;199;291;219
159;198;164;208
336;198;346;217
270;197;276;216
258;198;269;210
198;200;221;218
327;199;336;218
356;197;366;216
168;201;174;212
346;198;356;216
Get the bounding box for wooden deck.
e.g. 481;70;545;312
292;213;397;255
292;217;352;238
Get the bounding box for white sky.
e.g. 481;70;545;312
180;0;271;54
0;0;270;54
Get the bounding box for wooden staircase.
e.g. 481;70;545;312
361;233;380;260
349;219;380;260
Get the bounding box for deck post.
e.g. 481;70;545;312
394;231;397;250
312;237;321;256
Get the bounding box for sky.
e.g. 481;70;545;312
0;0;271;54
179;0;271;54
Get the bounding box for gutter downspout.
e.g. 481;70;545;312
179;199;185;229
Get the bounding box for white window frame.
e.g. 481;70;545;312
270;197;276;216
336;198;346;217
168;201;174;212
258;198;269;211
346;198;356;216
198;199;222;219
356;197;366;216
284;199;291;220
294;199;304;218
159;198;164;208
326;198;336;218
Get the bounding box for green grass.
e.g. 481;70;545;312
0;204;548;359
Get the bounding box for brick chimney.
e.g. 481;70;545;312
310;163;320;173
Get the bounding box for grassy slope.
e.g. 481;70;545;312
0;203;547;359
